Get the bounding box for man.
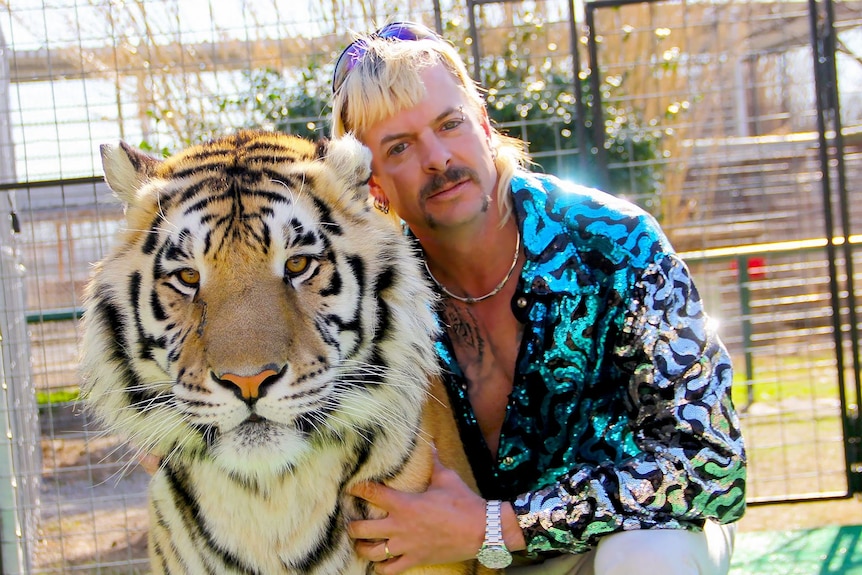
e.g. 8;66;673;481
331;22;746;575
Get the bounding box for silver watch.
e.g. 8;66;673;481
476;499;513;569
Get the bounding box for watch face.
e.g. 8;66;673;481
477;545;513;569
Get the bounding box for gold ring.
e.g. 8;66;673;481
384;541;394;560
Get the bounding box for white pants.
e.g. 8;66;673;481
508;521;737;575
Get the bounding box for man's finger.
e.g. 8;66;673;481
138;452;162;475
348;518;390;541
349;481;403;509
427;449;462;491
430;446;449;475
374;554;412;575
352;537;390;560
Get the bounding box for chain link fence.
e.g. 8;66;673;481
0;0;860;572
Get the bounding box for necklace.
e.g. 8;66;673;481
424;231;521;304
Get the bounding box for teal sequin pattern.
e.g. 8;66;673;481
434;172;746;555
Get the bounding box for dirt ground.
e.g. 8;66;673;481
35;430;862;574
737;497;862;533
37;434;151;572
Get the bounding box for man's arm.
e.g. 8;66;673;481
348;454;526;574
513;253;747;554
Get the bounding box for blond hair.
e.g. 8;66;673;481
331;33;530;223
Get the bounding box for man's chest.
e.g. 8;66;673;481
439;297;523;453
440;296;522;380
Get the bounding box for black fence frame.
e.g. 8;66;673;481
466;0;861;503
583;0;861;502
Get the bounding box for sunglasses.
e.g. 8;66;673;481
332;21;441;94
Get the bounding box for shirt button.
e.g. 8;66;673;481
516;297;528;308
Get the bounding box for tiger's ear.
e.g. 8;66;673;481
317;135;373;204
99;141;161;205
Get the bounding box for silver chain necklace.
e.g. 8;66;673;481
424;231;521;304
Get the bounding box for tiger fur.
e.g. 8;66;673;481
80;131;486;575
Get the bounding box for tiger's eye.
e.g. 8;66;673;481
285;256;309;276
177;268;200;287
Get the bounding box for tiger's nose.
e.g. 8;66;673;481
215;368;282;402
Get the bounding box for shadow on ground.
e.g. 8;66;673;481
731;525;862;575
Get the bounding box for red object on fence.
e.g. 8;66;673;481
729;257;767;280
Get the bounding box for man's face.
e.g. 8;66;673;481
360;63;498;232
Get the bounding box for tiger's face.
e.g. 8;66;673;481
81;131;439;480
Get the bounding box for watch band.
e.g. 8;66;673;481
476;499;513;568
485;500;503;543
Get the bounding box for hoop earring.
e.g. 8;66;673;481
373;195;390;214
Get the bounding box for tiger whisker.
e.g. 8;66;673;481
122;396;179;416
303;410;330;439
321;394;417;436
334;375;441;408
330;403;433;449
319;410;376;445
87;376;172;395
334;396;437;446
162;427;199;466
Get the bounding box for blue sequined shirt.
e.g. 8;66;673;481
433;171;746;555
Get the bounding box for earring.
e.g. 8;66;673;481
373;195;390;214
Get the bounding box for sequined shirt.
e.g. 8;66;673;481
432;171;747;555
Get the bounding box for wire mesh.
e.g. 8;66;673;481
0;0;859;573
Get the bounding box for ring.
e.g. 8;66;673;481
384;541;394;560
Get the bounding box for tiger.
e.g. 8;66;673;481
79;130;488;575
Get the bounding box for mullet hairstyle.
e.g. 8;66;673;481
331;34;531;225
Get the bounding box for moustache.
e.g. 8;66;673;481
420;167;479;199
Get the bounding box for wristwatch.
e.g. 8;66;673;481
476;499;513;569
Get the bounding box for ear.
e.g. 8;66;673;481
478;106;492;138
99;141;161;205
368;175;386;203
318;134;373;204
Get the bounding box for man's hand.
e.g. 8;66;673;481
138;452;162;475
348;453;486;575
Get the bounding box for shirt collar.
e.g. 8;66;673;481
510;171;590;298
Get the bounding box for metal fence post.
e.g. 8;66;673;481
0;24;38;575
736;255;755;409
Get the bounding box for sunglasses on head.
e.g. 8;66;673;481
332;21;441;94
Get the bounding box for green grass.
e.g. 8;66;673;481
731;525;862;575
36;387;80;406
731;350;840;407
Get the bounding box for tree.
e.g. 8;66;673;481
470;23;664;212
201;17;665;213
212;63;331;140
